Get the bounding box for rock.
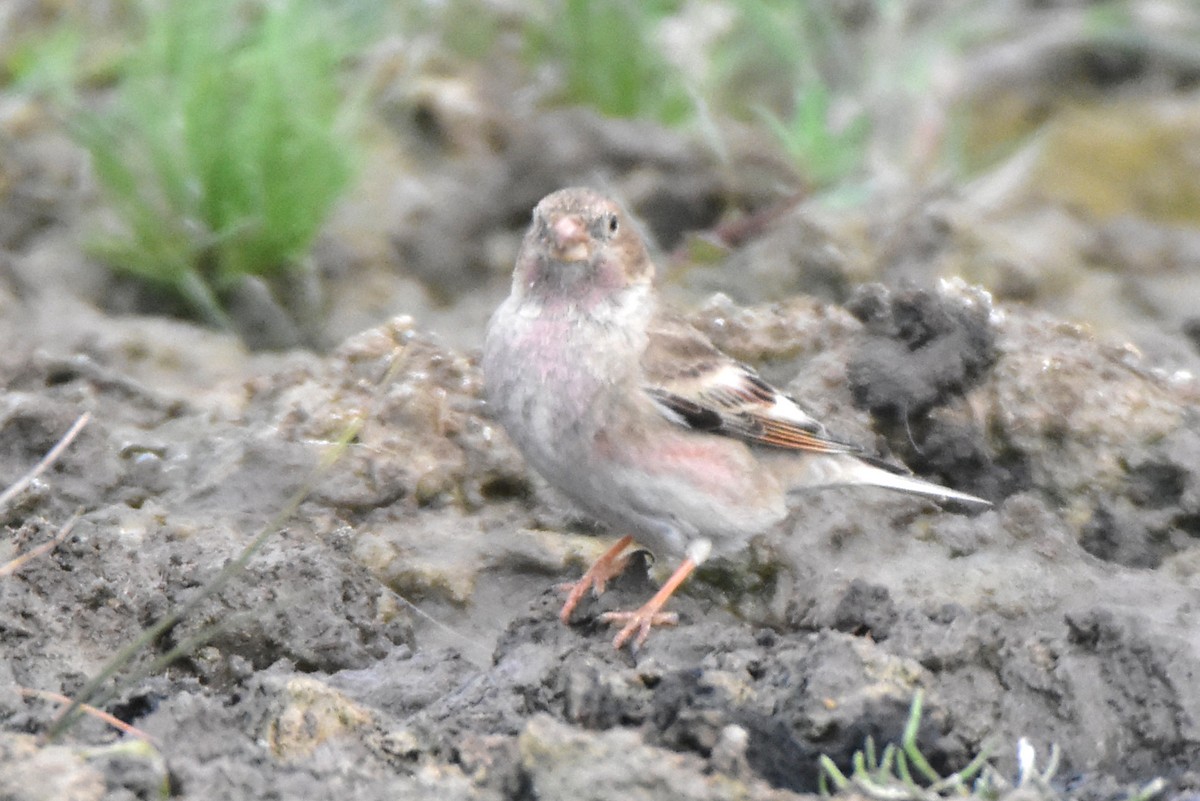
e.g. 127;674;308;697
518;713;799;801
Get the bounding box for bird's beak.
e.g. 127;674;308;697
549;214;591;262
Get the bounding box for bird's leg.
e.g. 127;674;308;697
601;556;696;650
558;535;635;624
601;539;711;650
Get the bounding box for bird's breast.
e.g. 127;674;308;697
485;306;624;463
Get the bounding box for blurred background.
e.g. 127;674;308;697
2;0;1198;368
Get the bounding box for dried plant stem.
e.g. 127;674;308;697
19;687;157;744
0;509;82;578
0;412;91;513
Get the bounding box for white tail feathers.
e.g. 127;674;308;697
784;453;992;509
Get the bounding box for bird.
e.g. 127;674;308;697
482;187;990;650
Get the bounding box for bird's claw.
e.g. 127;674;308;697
557;536;634;624
600;608;680;650
556;576;596;624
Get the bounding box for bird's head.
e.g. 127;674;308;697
514;187;655;305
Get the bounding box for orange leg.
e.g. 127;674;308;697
557;535;635;624
600;555;698;650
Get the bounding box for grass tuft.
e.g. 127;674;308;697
818;690;992;800
524;0;693;125
818;690;1167;801
65;0;356;328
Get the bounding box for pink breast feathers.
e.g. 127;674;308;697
595;428;753;500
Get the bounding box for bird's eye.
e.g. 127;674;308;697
606;214;619;235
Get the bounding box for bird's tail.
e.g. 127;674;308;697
779;452;992;509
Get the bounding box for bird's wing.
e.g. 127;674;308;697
640;312;862;455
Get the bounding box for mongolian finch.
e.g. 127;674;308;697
483;187;989;650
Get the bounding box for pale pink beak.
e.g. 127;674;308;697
550;214;590;261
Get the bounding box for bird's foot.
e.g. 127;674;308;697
597;553;701;650
600;607;680;650
557;535;634;624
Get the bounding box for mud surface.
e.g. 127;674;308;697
2;275;1199;800
4;13;1200;801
